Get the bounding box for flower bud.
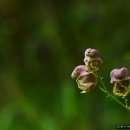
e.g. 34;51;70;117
84;48;103;72
110;68;130;96
84;48;100;58
76;71;97;93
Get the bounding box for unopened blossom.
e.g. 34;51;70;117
110;67;130;96
84;48;100;58
71;65;97;93
84;48;103;72
76;72;97;93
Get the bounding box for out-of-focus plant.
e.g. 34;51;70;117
71;48;130;112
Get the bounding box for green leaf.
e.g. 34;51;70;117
128;85;130;93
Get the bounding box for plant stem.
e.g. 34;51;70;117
98;76;130;112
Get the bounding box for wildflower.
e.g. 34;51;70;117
110;68;130;96
84;48;103;72
71;65;97;93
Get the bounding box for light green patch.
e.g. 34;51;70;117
128;85;130;93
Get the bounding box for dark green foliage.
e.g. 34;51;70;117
0;0;130;130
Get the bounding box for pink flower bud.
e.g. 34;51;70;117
84;48;103;72
76;72;97;93
110;67;130;96
110;68;130;83
84;48;100;58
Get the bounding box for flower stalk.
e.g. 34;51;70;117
98;75;130;112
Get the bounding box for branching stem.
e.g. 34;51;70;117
97;74;130;112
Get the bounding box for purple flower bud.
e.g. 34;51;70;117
110;68;130;83
71;65;86;79
76;72;97;93
84;48;103;72
84;48;100;58
110;68;130;96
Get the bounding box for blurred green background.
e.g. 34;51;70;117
0;0;130;130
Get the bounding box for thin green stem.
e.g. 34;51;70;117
98;75;130;112
123;97;128;108
107;91;126;109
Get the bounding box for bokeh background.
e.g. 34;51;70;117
0;0;130;130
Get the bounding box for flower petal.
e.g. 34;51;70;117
76;72;97;92
71;65;85;79
113;82;128;97
110;68;130;83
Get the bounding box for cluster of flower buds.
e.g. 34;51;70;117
110;68;130;97
71;48;130;112
71;48;103;93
